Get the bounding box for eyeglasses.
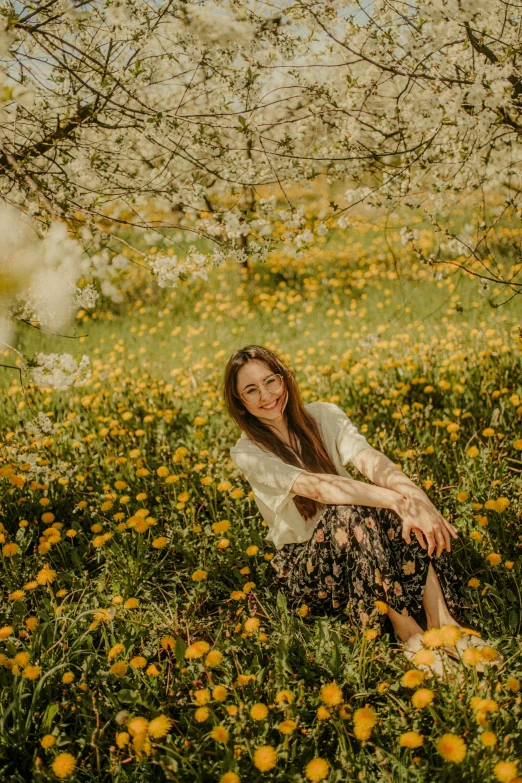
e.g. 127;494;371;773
239;373;284;404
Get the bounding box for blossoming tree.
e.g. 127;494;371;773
0;0;521;388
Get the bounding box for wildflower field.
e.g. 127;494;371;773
1;209;522;782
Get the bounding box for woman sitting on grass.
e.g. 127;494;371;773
224;344;503;676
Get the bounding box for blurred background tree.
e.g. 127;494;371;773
0;0;521;385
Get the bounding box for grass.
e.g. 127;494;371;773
0;211;521;782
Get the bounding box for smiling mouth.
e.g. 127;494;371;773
260;398;280;410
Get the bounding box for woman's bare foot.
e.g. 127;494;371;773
387;605;424;642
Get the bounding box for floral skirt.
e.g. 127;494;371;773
269;504;466;630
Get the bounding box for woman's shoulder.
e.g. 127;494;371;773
230;431;262;455
304;400;342;418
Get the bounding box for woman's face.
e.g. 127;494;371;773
236;359;288;423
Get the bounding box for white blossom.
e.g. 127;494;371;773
74;284;99;310
32;353;91;391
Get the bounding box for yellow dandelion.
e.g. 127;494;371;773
411;688;435;709
13;651;30;667
299;603;310;617
108;643;125;661
480;731;497;747
40;734;56;748
194;689;211;706
236;673;255;685
51;752;76;778
127;716;148;737
244;617;260;634
507;677;520;693
210;725;229;743
152;537;168;549
220;773;240;783
468;578;480;587
246;545;259;556
212;685;228;702
36;565;56;585
110;661;128;676
146;663;162;677
22;664;41;680
305;758;330;782
130;656;147;670
217;481;231;492
275;689;294;705
437;733;467;763
412;649;435;667
487;553;502;566
374;600;389;614
191;569;207;582
399;731;424;748
493;761;519;782
185;640;210;659
319;681;343;707
0;626;14;639
494;497;510;512
124;598;139;609
422;628;443;647
353;706;377;740
250;703;268;721
462;647;483;666
2;543;20;556
25;617;39;632
116;732;129;748
147;715;173;739
212;520;230;534
160;635;176;651
253;745;277;772
278;719;297;734
194;706;209;722
470;697;498;713
479;646;499;662
317;706;330;721
439;625;462;646
402;669;425;688
205;649;223;668
62;671;75;684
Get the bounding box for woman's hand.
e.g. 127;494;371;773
394;491;460;557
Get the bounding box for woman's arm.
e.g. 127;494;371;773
351;446;423;496
350;446;460;556
290;470;404;513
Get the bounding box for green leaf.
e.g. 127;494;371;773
41;703;59;732
329;639;341;678
175;636;187;665
276;590;287;612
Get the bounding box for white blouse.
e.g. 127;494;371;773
229;401;372;550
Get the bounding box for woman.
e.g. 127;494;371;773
224;345;502;675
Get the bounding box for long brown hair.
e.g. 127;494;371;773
223;344;340;521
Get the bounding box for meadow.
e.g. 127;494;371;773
0;207;521;782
